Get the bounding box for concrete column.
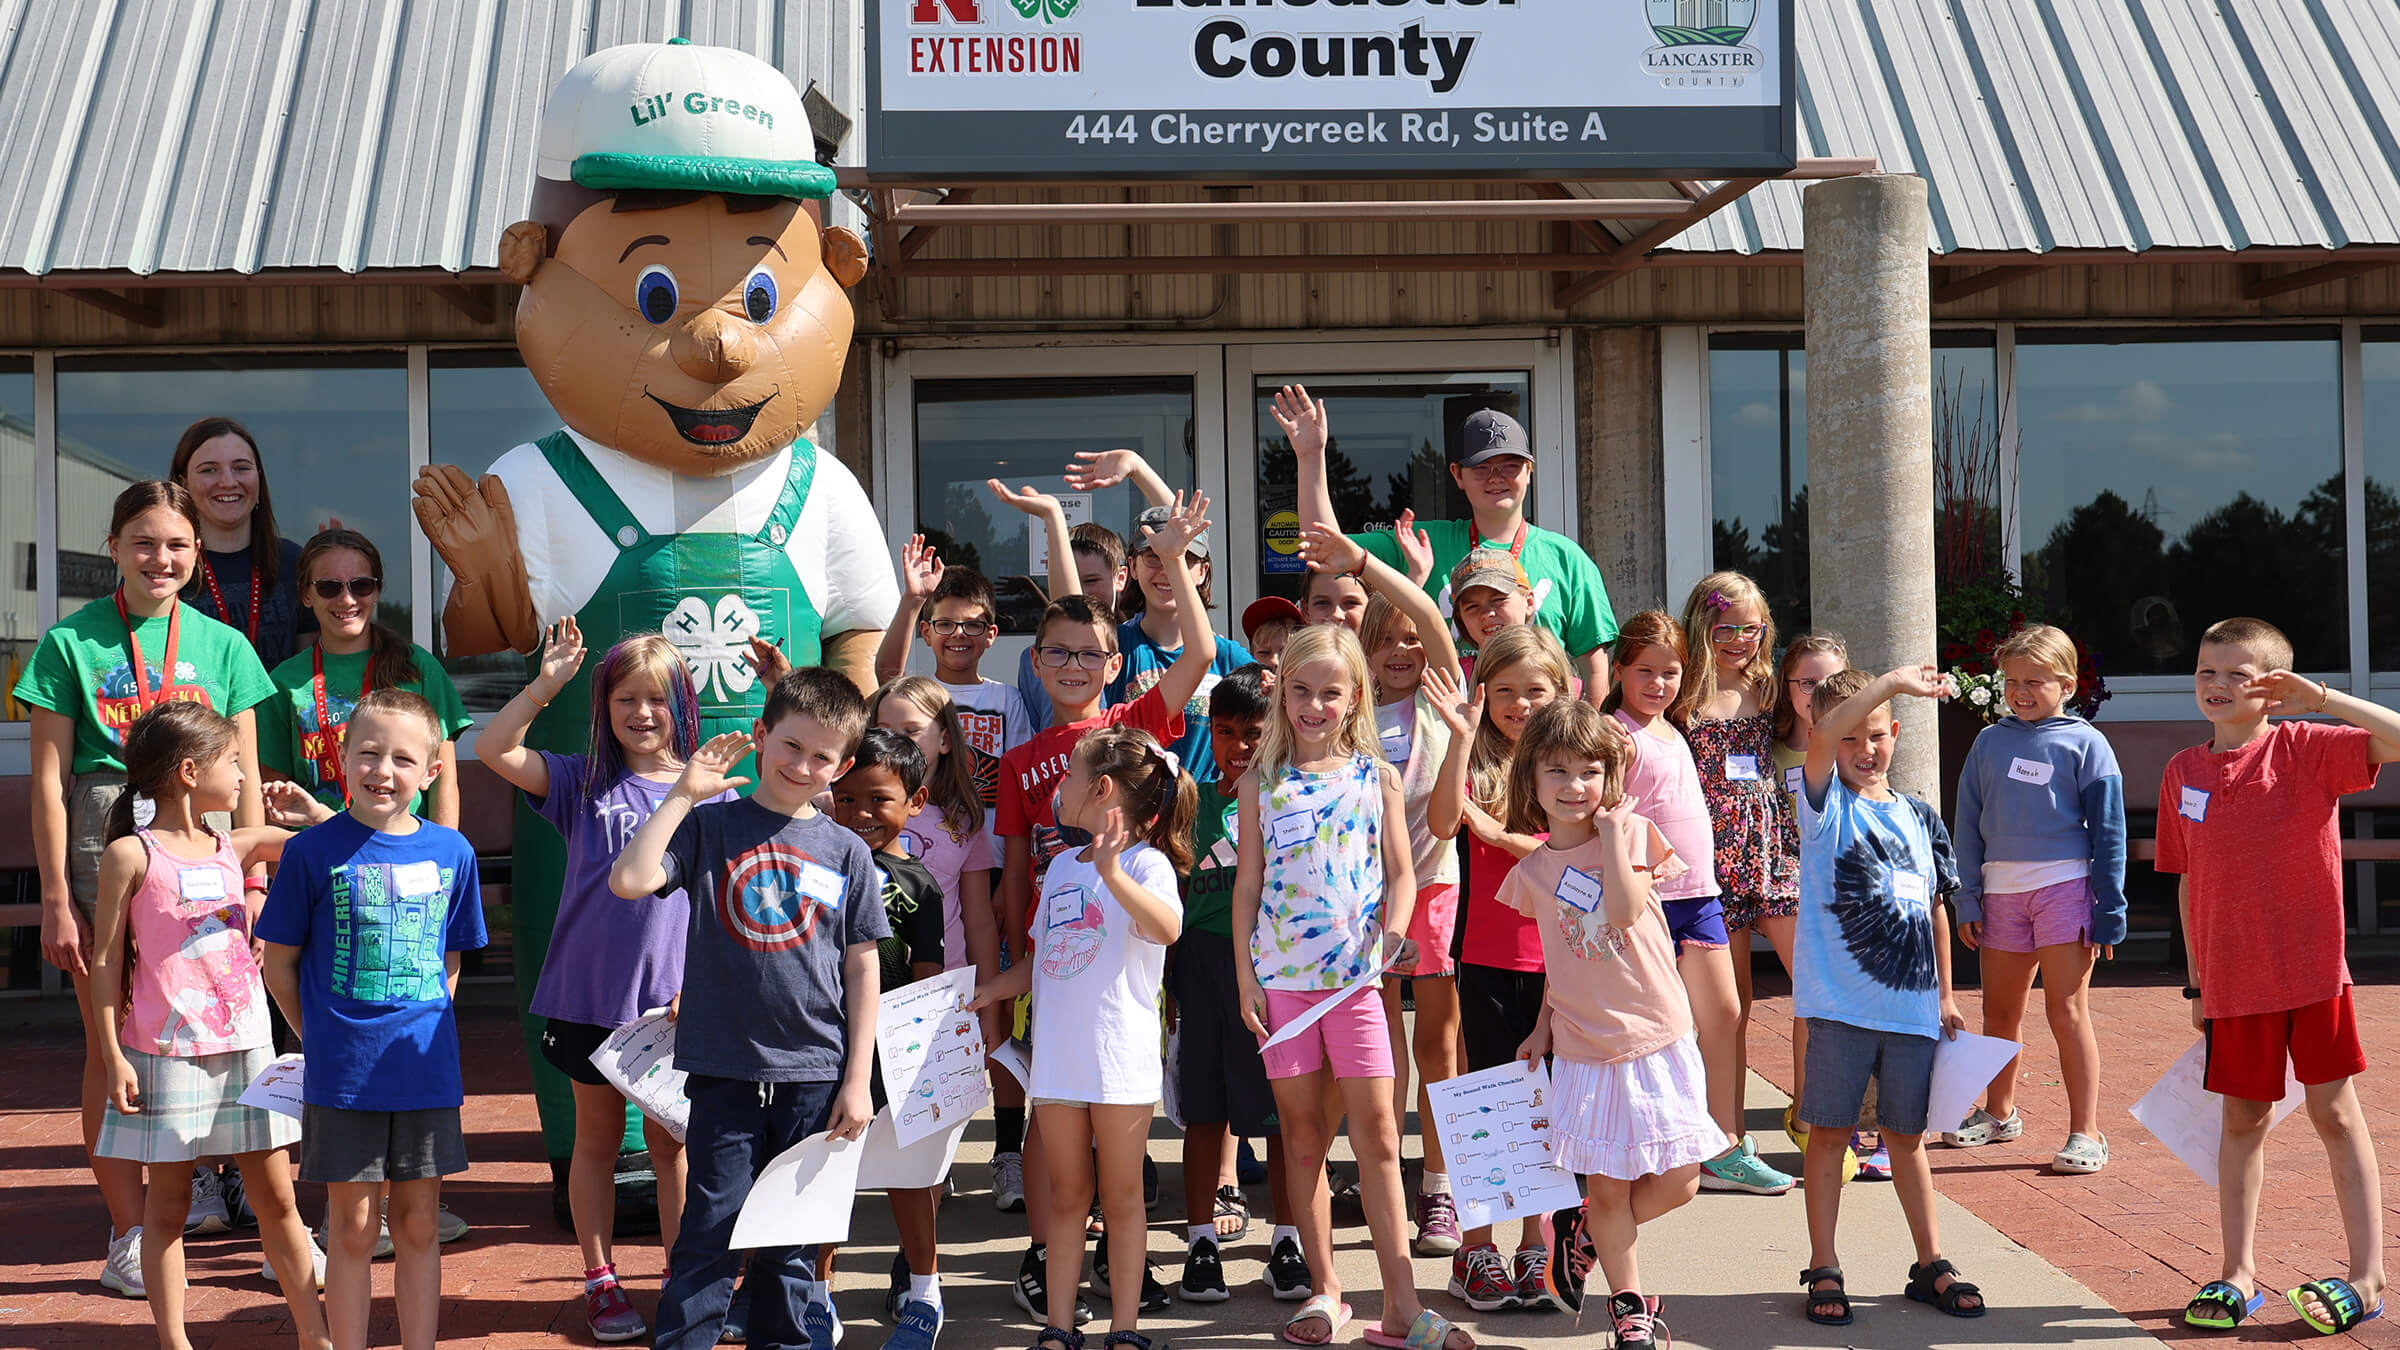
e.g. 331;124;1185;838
1804;175;1939;802
1577;328;1666;613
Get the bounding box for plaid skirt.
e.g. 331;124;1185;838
95;1044;300;1162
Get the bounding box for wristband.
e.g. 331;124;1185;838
244;879;270;894
2181;985;2201;1001
2314;680;2332;713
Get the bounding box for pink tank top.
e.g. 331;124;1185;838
121;829;272;1057
1612;711;1722;902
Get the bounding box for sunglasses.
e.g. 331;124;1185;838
1035;646;1112;670
924;618;993;637
310;577;382;600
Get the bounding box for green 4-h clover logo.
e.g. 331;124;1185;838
1012;0;1078;22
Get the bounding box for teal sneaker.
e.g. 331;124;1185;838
1698;1147;1795;1195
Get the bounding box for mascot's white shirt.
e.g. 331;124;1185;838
480;425;900;646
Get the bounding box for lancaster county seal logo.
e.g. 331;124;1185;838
1642;0;1762;89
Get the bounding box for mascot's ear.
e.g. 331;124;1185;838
823;226;869;289
499;221;549;286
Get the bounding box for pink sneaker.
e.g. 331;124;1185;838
587;1277;648;1344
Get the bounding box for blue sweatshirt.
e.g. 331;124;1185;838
1951;715;2129;945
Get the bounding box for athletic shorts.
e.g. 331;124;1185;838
539;1018;615;1087
1977;879;2093;953
1458;963;1546;1074
1259;986;1394;1082
299;1103;468;1184
1164;932;1279;1135
1661;896;1730;955
2204;988;2366;1103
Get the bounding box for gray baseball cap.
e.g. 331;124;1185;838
1453;408;1533;467
1134;505;1209;559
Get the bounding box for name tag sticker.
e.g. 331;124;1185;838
1554;867;1603;914
1269;809;1316;850
391;861;443;898
2179;786;2210;823
1784;765;1804;795
1047;884;1086;932
1724;754;1761;782
798;862;845;910
2007;757;2055;786
1892;871;1930;905
177;867;227;902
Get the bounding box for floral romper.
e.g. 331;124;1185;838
1684;711;1800;929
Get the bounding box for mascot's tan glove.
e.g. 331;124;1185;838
412;463;540;657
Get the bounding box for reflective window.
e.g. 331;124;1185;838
0;361;33;722
428;353;563;710
55;356;412;623
912;378;1195;635
2364;328;2400;673
2017;329;2344;676
1250;373;1525;601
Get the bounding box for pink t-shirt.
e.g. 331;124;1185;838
2156;719;2376;1019
1498;824;1689;1065
121;830;273;1056
899;805;997;972
1614;711;1721;901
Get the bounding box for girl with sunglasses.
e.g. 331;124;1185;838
171;417;315;668
257;530;471;824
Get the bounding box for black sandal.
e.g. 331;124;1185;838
1215;1184;1251;1239
1034;1327;1084;1350
1800;1266;1851;1326
1102;1333;1163;1350
1906;1259;1987;1318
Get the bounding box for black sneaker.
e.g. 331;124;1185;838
1092;1241;1172;1313
1013;1246;1095;1327
1142;1155;1160;1211
886;1251;910;1322
1178;1237;1230;1303
219;1164;256;1229
1541;1206;1592;1315
1265;1237;1312;1302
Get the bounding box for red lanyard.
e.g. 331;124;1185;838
116;590;183;712
1470;520;1529;561
197;555;260;642
310;646;374;800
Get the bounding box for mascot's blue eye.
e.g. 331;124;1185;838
635;267;679;325
743;267;778;324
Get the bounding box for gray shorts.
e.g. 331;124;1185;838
1798;1018;1935;1136
67;772;231;915
298;1102;468;1184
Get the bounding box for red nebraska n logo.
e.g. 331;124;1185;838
911;0;981;21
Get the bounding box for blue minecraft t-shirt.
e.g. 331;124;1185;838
256;813;487;1110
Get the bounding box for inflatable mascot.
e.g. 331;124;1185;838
411;39;898;1197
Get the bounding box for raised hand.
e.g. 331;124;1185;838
1064;448;1142;493
987;479;1063;518
1392;509;1435;587
1423;665;1483;738
746;636;792;686
534;617;586;696
1888;664;1957;701
677;732;754;799
1592;790;1642;850
1087;806;1130;870
899;535;945;600
2245;669;2328;716
1269;384;1329;459
1295;520;1366;578
1138;489;1213;559
262;780;333;829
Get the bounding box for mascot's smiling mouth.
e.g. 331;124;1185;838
644;389;777;445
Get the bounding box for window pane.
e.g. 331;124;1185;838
2365;328;2400;672
913;378;1195;636
2018;330;2344;676
428;353;565;711
55;355;412;623
1251;373;1523;602
0;362;34;723
1709;339;1806;633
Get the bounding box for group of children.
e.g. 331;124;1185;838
23;431;2392;1350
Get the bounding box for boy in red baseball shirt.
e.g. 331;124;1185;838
2156;616;2393;1336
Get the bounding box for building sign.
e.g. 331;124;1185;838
867;0;1794;180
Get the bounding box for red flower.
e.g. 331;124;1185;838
1943;644;1967;661
1973;629;1999;654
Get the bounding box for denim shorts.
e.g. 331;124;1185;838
1797;1018;1935;1135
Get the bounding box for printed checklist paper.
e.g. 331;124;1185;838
589;1009;693;1143
2129;1038;2302;1187
1426;1061;1581;1229
239;1053;307;1120
876;967;989;1149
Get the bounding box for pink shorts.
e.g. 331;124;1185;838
1977;879;2093;953
1401;883;1461;978
1259;985;1396;1082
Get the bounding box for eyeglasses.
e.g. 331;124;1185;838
1786;676;1822;693
924;618;993;637
1035;646;1112;670
1710;623;1766;643
310;577;382;600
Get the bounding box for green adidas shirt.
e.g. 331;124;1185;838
1355;518;1618;657
1181;779;1241;937
13;596;275;775
258;643;473;811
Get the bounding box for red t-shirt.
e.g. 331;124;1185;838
2155;719;2376;1019
997;686;1183;938
1460;831;1543;972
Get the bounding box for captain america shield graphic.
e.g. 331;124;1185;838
718;844;829;951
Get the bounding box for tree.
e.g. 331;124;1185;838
2027;490;2166;675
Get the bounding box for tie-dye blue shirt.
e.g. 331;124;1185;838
1795;777;1942;1038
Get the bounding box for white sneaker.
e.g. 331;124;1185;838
102;1228;147;1298
992;1152;1026;1212
434;1202;470;1244
262;1237;328;1290
186;1167;232;1235
317;1218;396;1260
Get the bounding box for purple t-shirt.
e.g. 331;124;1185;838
526;752;732;1028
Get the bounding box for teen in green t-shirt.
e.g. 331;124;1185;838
13;480;277;1271
1275;387;1618;702
258;531;471;823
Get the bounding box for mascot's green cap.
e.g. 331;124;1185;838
536;40;836;200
